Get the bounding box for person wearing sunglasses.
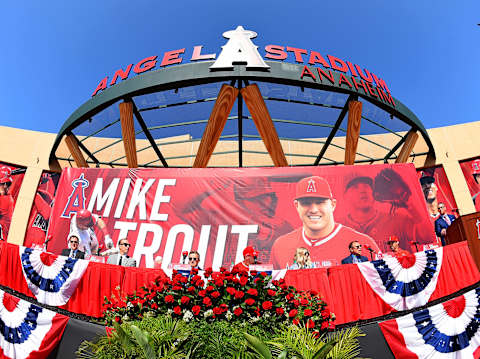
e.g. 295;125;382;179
341;241;368;264
61;233;85;259
187;251;202;270
107;238;136;267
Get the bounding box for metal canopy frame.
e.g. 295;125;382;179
52;61;434;168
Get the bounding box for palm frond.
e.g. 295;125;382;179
325;327;365;359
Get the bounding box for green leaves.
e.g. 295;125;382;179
130;325;156;359
243;332;273;359
78;318;365;359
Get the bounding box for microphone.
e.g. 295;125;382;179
182;251;189;264
100;248;119;257
366;246;376;261
253;250;259;264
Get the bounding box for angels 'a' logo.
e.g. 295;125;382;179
306;179;317;193
61;174;89;218
210;26;269;70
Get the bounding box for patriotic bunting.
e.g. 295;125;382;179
19;246;89;306
0;289;68;359
357;247;443;311
380;288;480;359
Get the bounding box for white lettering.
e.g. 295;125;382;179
114;178;131;218
133;223;163;268
232;225;258;264
197;225;211;267
211;225;228;271
87;178;120;217
113;221;138;243
126;179;155;220
162;224;194;271
150;179;176;221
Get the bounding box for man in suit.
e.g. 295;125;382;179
187;251;202;270
435;202;456;246
341;241;368;264
107;238;136;267
61;234;85;259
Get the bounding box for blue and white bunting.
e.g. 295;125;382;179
0;289;68;359
19;246;89;306
357;247;443;311
381;288;480;359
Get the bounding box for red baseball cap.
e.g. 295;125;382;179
243;246;256;258
387;235;399;243
77;209;94;226
295;176;332;200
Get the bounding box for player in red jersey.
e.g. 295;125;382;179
339;176;432;253
69;209;113;255
232;246;258;274
386;236;410;258
0;167;14;241
23;174;57;248
271;176;379;269
471;159;480;210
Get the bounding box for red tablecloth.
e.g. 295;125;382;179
0;241;478;322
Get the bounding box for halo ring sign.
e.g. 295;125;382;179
51;27;434;164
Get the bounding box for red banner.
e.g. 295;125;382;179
23;172;60;249
46;164;435;270
460;157;480;212
0;162;25;241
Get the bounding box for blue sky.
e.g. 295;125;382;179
0;1;478;134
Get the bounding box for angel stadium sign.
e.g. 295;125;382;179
91;26;395;107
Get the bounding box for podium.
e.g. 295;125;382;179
446;211;480;271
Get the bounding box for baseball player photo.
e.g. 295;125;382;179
270;176;379;269
69;209;113;255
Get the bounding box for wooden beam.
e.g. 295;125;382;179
344;100;362;165
193;84;239;168
119;101;138;168
64;133;88;168
240;84;288;167
314;94;356;165
423;151;436;167
395;129;419;163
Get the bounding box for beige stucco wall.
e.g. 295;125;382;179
0;120;479;245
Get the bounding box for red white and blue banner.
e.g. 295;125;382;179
19;246;89;306
357;248;443;311
380;288;480;358
0;289;68;359
0;240;478;322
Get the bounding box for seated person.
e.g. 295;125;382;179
153;256;163;269
187;251;202;270
290;247;315;269
387;236;410;258
232;246;258;274
107;238;136;267
61;233;85;259
341;241;368;264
